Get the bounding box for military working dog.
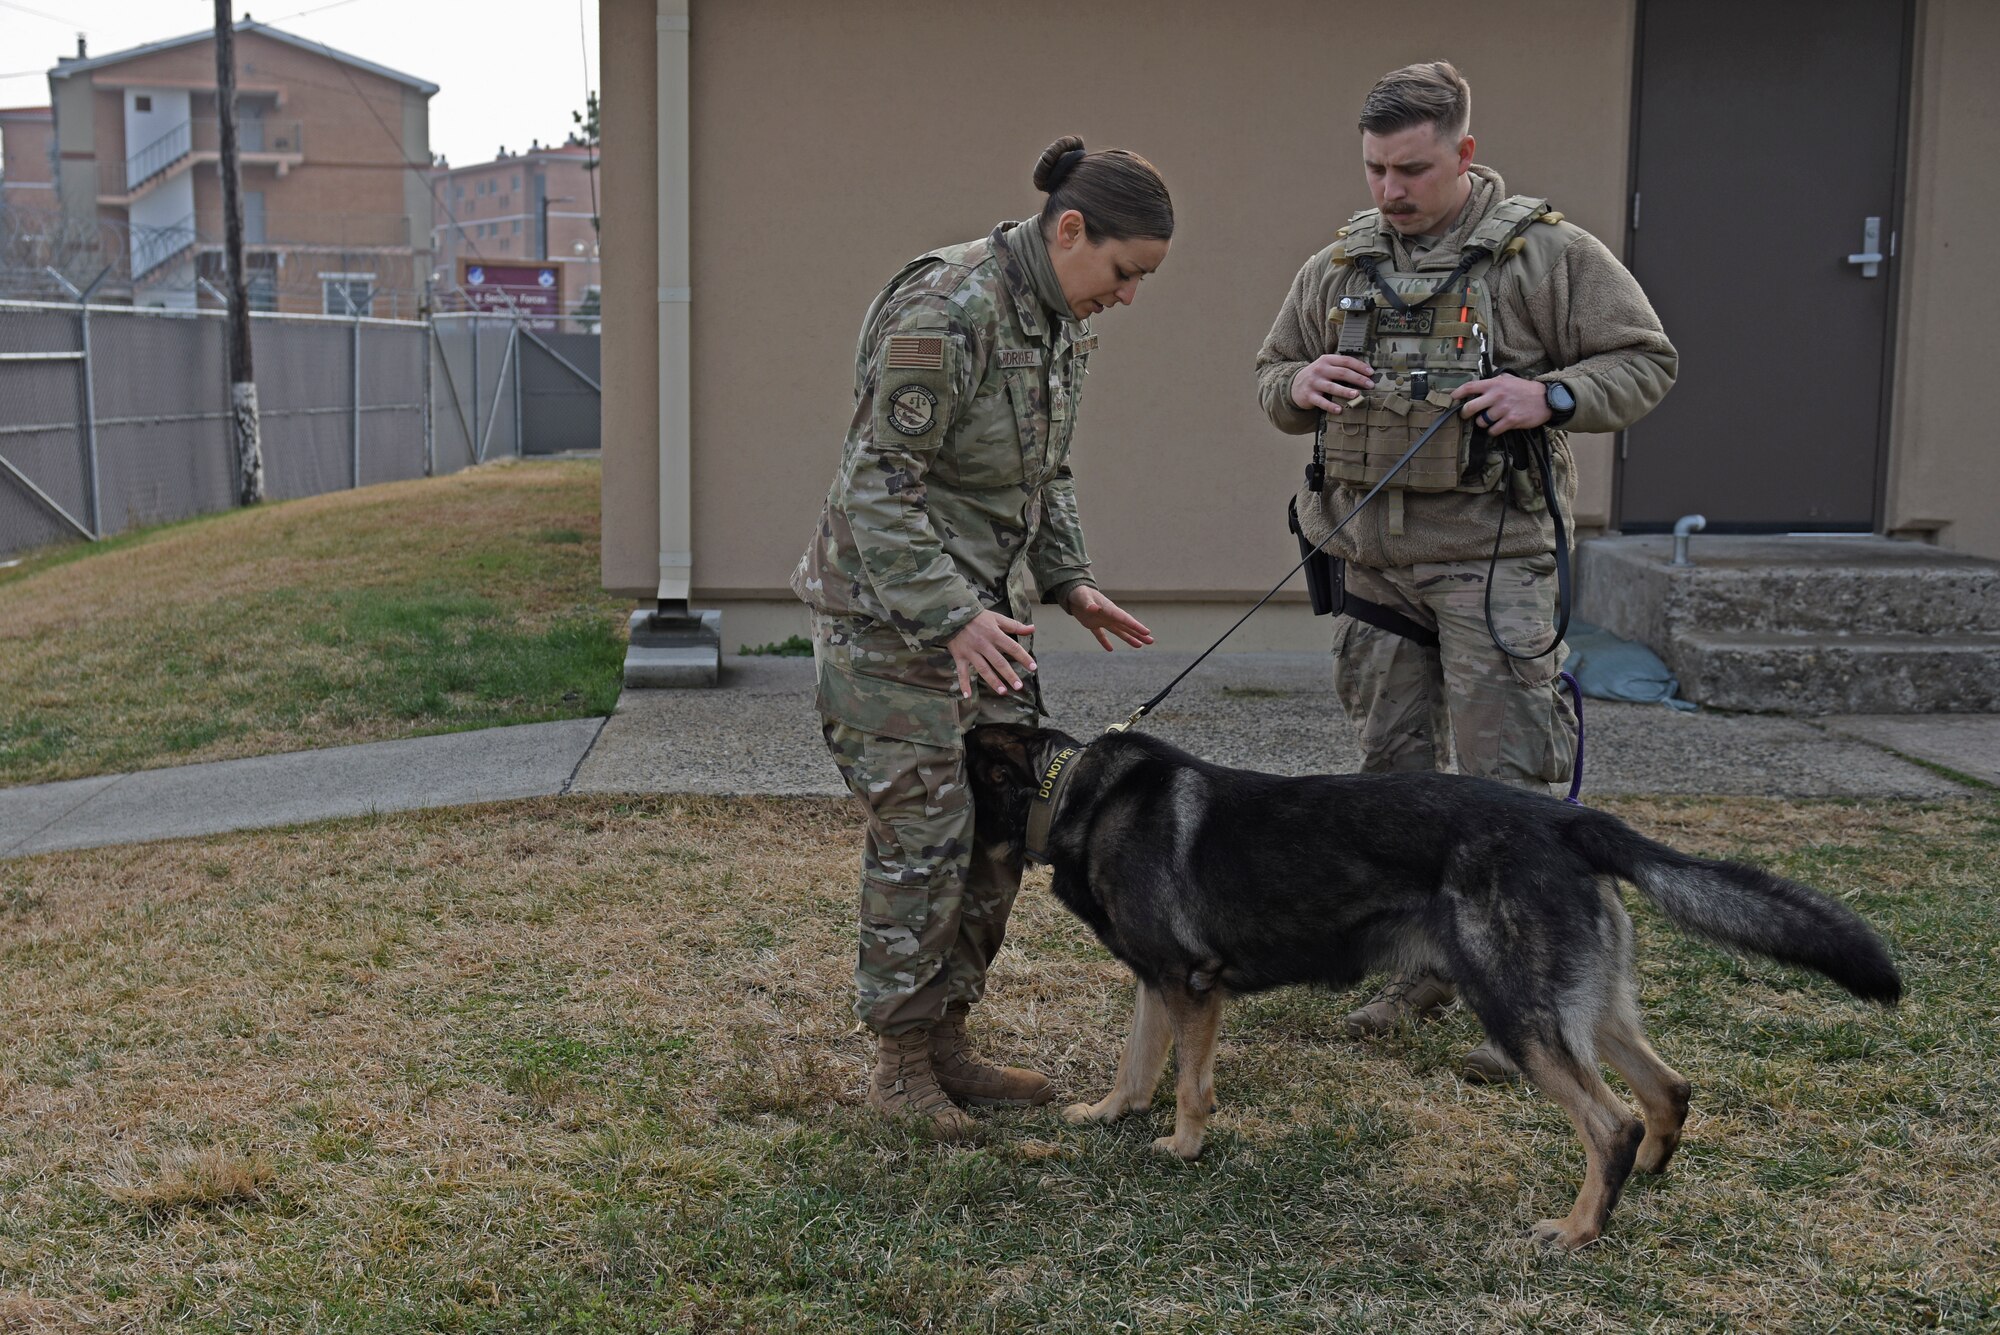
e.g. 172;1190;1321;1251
965;723;1901;1250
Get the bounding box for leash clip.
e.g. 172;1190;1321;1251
1103;704;1146;735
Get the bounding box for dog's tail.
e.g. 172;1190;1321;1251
1568;813;1902;1005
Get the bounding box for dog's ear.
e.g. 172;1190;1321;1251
965;722;1042;785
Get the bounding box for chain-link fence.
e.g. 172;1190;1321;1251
429;314;603;467
0;300;599;560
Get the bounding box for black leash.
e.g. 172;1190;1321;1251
1482;427;1572;661
1106;404;1463;734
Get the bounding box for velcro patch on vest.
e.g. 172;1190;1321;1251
886;383;939;436
1376;308;1436;336
885;335;945;370
997;348;1044;369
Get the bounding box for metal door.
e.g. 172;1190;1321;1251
1618;0;1910;531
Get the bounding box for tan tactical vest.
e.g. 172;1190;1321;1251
1322;194;1562;494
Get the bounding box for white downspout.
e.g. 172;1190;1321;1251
655;0;692;609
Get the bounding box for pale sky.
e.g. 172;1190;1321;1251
0;0;600;167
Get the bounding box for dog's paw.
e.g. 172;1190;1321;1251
1150;1134;1202;1161
1530;1218;1599;1251
1062;1098;1143;1125
1633;1134;1680;1175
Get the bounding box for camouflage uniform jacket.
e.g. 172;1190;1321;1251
792;220;1098;651
1255;166;1678;569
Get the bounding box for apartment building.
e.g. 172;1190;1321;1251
42;21;436;315
432;140;600;326
0;106;57;221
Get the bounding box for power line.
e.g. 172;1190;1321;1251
0;0;74;29
262;0;363;22
322;49;492;268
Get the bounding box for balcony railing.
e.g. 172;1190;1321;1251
107;119;306;198
125;120;191;191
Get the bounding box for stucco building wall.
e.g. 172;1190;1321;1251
601;0;1993;652
1887;0;1998;557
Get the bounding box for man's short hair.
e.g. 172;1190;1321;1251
1359;61;1472;141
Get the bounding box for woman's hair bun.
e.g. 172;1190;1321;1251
1033;135;1087;193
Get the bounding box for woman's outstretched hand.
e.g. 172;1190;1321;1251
1064;587;1153;651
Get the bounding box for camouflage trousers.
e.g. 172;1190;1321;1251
812;613;1040;1036
1331;554;1578;792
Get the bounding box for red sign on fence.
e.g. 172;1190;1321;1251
457;260;564;329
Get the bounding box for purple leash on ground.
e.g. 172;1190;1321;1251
1559;669;1585;805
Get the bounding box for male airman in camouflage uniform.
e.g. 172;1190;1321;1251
795;212;1148;1134
1256;62;1676;1080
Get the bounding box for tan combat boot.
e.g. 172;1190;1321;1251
930;1003;1056;1107
1460;1039;1522;1085
1343;971;1456;1038
868;1027;977;1138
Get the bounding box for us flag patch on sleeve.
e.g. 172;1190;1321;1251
885;335;945;370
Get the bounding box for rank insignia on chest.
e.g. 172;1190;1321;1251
1073;335;1098;353
886;383;939;436
885;335;946;370
1376;308;1436;336
997;348;1044;369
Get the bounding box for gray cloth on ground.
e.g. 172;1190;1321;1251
1563;621;1696;711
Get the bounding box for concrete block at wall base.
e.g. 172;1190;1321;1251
1577;534;2000;712
1674;631;2000;715
624;607;720;687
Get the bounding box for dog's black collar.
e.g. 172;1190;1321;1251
1024;744;1082;865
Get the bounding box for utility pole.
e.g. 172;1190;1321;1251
214;0;264;504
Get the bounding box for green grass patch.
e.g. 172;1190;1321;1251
0;458;628;786
739;634;813;658
0;793;1993;1329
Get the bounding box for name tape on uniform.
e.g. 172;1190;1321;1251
885;335;946;370
997;349;1044;369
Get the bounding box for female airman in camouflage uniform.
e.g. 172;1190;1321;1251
793;137;1173;1134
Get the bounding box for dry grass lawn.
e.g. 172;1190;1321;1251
0;793;1994;1331
0;458;624;788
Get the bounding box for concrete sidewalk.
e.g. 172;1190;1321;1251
1;718;604;858
3;652;1994;860
570;651;1996;799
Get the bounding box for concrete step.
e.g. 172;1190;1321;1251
1579;535;2000;639
1673;630;2000;715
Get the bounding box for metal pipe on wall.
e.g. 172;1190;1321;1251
655;0;692;611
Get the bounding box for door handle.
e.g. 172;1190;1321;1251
1847;216;1883;278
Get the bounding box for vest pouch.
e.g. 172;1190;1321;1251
1326;390;1475;493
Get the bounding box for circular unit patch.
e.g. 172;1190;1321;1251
886;383;939;436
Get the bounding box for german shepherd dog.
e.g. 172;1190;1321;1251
965;723;1901;1250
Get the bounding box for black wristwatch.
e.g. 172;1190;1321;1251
1544;380;1577;428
